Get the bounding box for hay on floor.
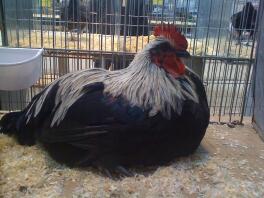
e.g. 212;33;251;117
1;116;264;197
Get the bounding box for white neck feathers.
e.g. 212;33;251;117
104;46;199;119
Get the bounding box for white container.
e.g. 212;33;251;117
0;47;43;90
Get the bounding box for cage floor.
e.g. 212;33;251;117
8;30;254;58
0;116;263;197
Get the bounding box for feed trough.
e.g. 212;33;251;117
0;47;43;90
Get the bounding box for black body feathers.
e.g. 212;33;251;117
0;68;209;169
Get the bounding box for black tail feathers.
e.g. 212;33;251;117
0;111;22;135
1;111;36;146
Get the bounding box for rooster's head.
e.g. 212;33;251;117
148;25;190;77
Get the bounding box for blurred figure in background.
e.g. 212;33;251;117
60;0;149;40
230;2;257;45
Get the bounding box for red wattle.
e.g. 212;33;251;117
163;56;185;77
176;59;185;75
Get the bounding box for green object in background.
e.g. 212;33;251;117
35;0;52;9
153;0;163;5
42;0;52;7
35;0;53;14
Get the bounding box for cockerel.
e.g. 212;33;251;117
0;25;209;176
231;2;257;44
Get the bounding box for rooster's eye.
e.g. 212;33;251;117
150;48;161;56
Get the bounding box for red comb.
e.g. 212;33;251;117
153;25;188;51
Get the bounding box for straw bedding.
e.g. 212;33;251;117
1;116;264;197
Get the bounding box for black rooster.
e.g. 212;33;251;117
60;0;149;39
60;0;88;40
231;2;257;44
1;25;209;176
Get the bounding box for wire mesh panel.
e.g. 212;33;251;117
0;0;259;123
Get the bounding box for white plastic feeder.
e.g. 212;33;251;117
0;47;43;90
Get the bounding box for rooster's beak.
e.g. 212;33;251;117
175;50;190;58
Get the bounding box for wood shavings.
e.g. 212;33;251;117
259;156;264;160
1;116;264;197
11;31;216;56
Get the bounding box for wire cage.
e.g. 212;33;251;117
0;0;260;123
